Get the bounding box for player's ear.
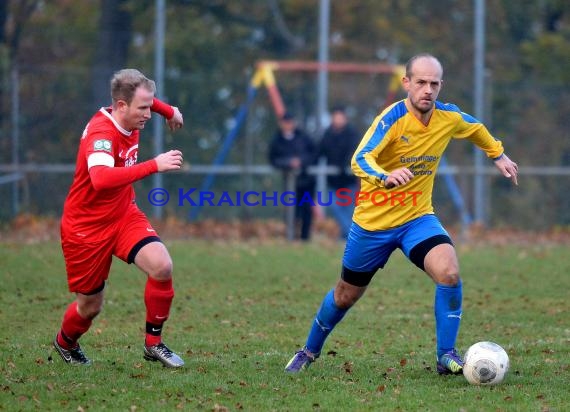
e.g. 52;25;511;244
401;75;410;91
115;99;129;112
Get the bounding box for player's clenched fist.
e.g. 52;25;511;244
155;150;183;172
384;167;414;189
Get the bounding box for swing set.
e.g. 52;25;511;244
190;60;472;227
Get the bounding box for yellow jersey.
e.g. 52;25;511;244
351;99;504;231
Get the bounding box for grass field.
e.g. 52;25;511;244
0;239;568;411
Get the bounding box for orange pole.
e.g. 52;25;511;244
266;85;286;118
257;60;399;75
256;63;286;118
255;60;405;117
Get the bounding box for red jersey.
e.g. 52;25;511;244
62;108;156;240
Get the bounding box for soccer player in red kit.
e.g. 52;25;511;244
53;69;185;367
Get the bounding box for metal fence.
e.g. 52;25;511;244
2;62;569;235
1;163;569;236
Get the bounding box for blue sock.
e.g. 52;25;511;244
434;281;462;360
305;289;348;355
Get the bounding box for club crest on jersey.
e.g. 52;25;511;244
94;139;112;152
124;154;137;167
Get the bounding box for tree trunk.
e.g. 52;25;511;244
91;0;132;108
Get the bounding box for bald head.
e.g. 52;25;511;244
405;54;443;80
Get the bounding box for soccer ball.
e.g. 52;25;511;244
463;341;510;385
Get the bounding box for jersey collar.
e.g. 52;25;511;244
99;107;133;136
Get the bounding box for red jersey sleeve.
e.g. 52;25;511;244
89;160;158;191
151;98;174;119
84;119;118;170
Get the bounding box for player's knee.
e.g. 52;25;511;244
77;285;105;319
334;281;365;309
437;269;460;286
150;257;173;280
78;301;103;320
85;307;102;320
440;258;460;284
334;294;358;309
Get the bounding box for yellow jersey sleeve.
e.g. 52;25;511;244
351;101;407;188
448;105;504;159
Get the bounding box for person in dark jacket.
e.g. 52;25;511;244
269;112;316;241
318;106;361;239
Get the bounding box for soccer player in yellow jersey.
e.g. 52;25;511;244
285;53;518;375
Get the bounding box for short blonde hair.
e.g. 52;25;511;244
110;69;156;105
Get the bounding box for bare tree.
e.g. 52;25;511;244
0;0;39;157
91;0;132;107
178;0;305;53
267;0;304;51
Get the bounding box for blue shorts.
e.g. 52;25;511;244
342;214;451;273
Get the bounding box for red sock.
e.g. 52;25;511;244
57;301;92;350
144;277;174;346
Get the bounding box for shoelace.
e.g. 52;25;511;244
441;350;462;367
294;351;313;365
450;349;463;363
70;346;89;362
154;343;174;358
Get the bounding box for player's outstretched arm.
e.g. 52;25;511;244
155;150;183;172
493;154;518;186
90;161;158;191
384;167;414;189
89;150;183;190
